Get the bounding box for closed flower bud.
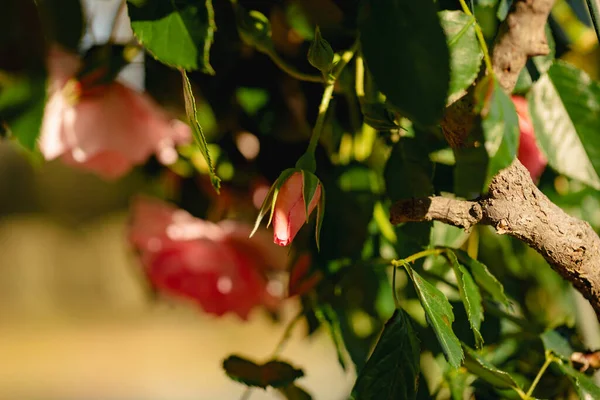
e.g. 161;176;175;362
273;171;322;246
307;26;334;73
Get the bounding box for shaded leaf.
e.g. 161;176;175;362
528;61;600;189
439;10;482;104
314;304;348;371
403;263;463;368
447;250;484;348
352;308;421;400
278;384;313;400
384;138;433;201
463;345;520;389
222;355;304;389
359;0;450;125
557;363;600;399
454;249;510;306
128;0;215;73
474;76;520;187
0;74;46;150
540;330;573;360
181;70;220;192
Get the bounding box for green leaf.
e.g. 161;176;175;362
0;74;46;150
528;61;600;189
127;0;215;73
314;304;348;371
222;355;304;389
463;345;520;389
352;308;420;400
439;11;482;105
446;251;484;348
446;367;469;400
475;76;520;187
181;70;220;192
359;0;450;125
557;363;600;399
540;330;573;360
403;263;463;368
454;249;509;306
384;138;433;201
360;102;399;131
278;384;313;400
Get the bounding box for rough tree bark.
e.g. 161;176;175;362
391;0;600;319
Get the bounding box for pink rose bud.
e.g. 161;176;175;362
128;197;286;319
512;95;548;182
273;171;322;246
39;45;191;179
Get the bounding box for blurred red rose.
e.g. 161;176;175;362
512;95;547;182
39;45;191;179
273;172;322;246
128;197;287;319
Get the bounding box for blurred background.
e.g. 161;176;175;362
0;0;354;398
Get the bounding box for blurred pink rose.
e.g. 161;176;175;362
128;197;287;319
273;172;322;246
39;45;191;179
512;95;547;182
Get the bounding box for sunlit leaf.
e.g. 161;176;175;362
128;0;215;73
463;345;520;389
404;263;463;368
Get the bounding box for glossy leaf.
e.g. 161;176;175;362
439;10;482;104
447;250;484;348
353;309;420;400
181;70;220;191
463;345;520;389
475;76;520;187
359;0;450;125
222;355;304;389
528;61;600;189
454;249;510;306
404;263;463;368
127;0;216;73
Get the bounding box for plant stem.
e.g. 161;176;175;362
266;50;324;83
586;0;600;44
239;388;252;400
525;352;554;398
306;40;360;154
392;248;445;266
271;310;304;358
458;0;494;74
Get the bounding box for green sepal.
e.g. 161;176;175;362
301;170;321;224
250;168;297;238
295;151;316;173
315;185;326;252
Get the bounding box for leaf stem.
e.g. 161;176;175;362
271;310;304;358
306;40;360;154
525;351;554;398
391;248;445;266
266;50;324;83
458;0;494;75
585;0;600;44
